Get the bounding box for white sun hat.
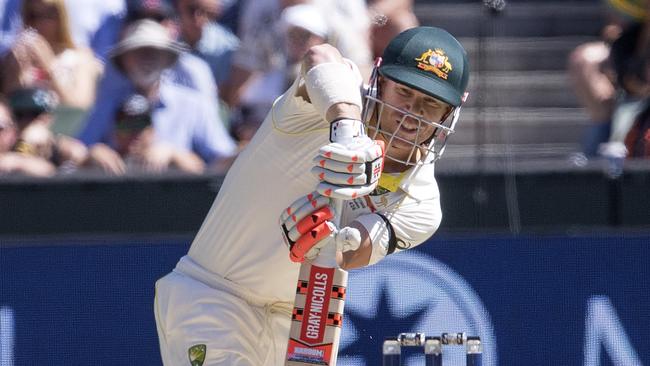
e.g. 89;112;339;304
109;19;186;64
280;4;329;39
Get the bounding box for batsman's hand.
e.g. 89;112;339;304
280;192;362;262
311;136;384;200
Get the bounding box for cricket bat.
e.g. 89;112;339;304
285;243;348;365
285;120;363;365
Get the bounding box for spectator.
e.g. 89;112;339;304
210;0;240;33
594;0;650;162
0;96;56;177
86;93;206;174
0;0;126;61
0;99;18;153
175;0;240;87
220;0;288;108
0;87;87;176
80;0;222;140
313;0;372;75
367;0;419;59
602;21;650;157
223;0;372;144
126;0;176;28
281;4;328;70
567;0;646;157
64;0;126;61
0;0;22;56
130;0;220;104
0;0;103;110
78;19;237;175
230;3;329;144
222;0;372;107
623;101;650;157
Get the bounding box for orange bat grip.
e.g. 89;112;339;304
295;206;334;235
290;221;333;262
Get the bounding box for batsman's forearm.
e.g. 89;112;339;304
340;221;373;270
326;102;362;124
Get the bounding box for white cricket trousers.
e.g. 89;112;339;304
154;257;292;366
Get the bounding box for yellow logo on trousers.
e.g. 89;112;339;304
188;344;206;366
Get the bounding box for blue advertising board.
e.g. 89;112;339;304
1;234;649;365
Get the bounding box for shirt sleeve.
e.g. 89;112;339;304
177;53;219;104
191;95;238;162
350;194;441;266
89;11;124;62
382;167;443;252
345;179;442;265
269;75;328;134
379;194;442;252
0;0;21;57
76;65;131;145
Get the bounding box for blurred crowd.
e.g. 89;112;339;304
0;0;417;177
569;0;650;160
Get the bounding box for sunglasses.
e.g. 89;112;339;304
115;115;151;132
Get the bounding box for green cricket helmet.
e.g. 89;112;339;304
363;26;470;165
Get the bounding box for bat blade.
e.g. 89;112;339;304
286;261;348;365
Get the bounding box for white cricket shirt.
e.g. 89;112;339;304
187;76;442;303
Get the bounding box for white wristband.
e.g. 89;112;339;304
304;60;363;120
329;118;365;143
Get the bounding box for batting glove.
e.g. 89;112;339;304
311;136;384;200
280;192;362;262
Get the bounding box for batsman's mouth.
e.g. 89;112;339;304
398;125;419;136
394;121;434;143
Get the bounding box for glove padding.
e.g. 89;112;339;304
280;192;362;262
311;137;384;200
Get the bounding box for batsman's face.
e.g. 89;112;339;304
377;78;452;151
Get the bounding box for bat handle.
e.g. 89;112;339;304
311;200;342;268
312;119;365;268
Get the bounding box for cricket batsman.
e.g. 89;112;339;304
154;26;470;365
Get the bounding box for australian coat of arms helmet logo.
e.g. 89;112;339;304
414;48;453;80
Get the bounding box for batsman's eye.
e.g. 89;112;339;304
424;98;439;107
396;87;412;97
